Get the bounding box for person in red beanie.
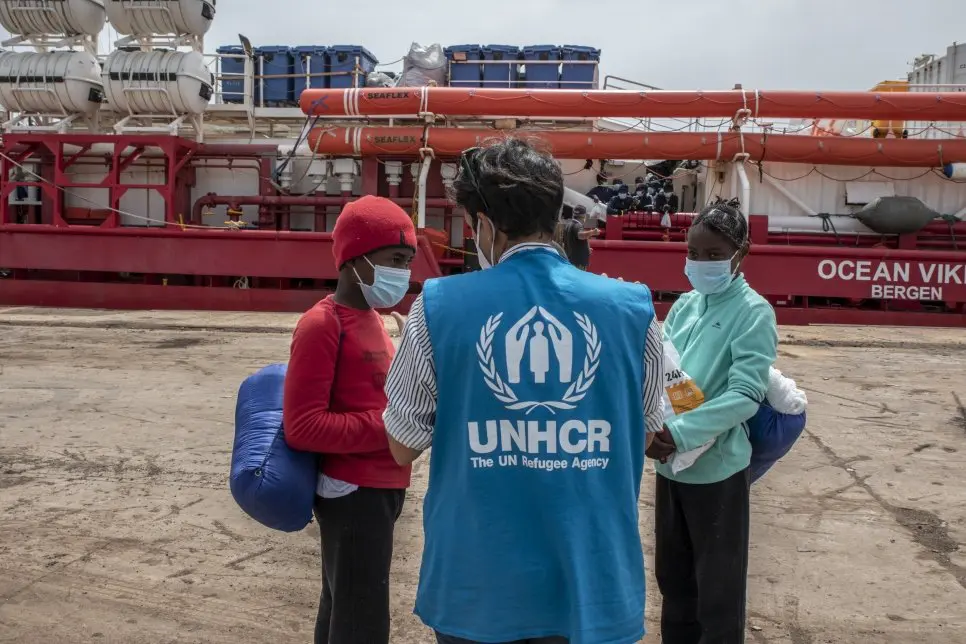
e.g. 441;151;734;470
283;195;417;644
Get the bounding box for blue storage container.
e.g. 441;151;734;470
256;46;294;105
444;44;483;88
328;45;377;89
561;45;600;89
482;45;520;88
294;45;328;95
522;45;561;89
217;45;247;104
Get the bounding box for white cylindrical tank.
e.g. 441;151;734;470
106;0;215;37
0;51;103;116
102;49;213;115
0;0;106;37
943;163;966;180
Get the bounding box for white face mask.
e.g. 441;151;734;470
684;251;740;295
353;257;411;308
473;216;497;269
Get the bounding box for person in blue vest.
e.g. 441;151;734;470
382;137;665;644
647;200;778;644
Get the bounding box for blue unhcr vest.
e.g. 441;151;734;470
418;246;655;644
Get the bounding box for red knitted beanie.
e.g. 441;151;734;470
332;195;418;267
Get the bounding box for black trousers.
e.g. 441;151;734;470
313;487;406;644
655;468;751;644
436;633;567;644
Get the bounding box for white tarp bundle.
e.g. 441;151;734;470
397;42;447;88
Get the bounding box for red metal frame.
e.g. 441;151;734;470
0;133;198;228
2;134;965;326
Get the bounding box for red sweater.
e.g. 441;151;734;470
282;296;411;489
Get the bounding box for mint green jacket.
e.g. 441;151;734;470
655;274;778;484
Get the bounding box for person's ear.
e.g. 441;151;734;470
490;221;511;257
737;241;751;264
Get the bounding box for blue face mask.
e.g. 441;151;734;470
684;252;739;295
355;257;411;308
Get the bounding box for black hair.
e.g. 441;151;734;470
692;199;748;250
453;137;564;239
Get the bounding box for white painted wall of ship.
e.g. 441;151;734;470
711;162;966;220
57;157;966;242
61;158;588;246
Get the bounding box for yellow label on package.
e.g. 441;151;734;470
663;341;705;419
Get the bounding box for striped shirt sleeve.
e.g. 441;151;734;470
642;316;665;434
384;293;438;451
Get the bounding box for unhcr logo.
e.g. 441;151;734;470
476;306;601;414
468;306;611;473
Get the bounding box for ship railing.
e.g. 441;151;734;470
446;57;600;89
195;56;966;141
600;75;797;136
600;78;966;140
903;83;966;140
206;50;370;111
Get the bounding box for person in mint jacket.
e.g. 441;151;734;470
648;200;778;644
383;138;666;644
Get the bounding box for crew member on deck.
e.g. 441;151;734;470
607;183;634;215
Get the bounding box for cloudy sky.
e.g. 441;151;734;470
0;0;959;89
197;0;963;90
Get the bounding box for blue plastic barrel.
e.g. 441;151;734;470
561;45;600;89
294;45;328;95
482;45;520;88
443;44;483;88
217;45;247;104
328;45;378;89
522;45;561;89
256;46;294;105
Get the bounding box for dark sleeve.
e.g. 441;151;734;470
567;219;582;245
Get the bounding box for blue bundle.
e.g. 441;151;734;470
230;363;318;532
748;402;807;484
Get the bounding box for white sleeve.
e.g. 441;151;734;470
384;294;438;450
642;316;665;434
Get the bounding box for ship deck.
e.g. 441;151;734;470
0;309;964;643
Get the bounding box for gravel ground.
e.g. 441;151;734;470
0;308;964;644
